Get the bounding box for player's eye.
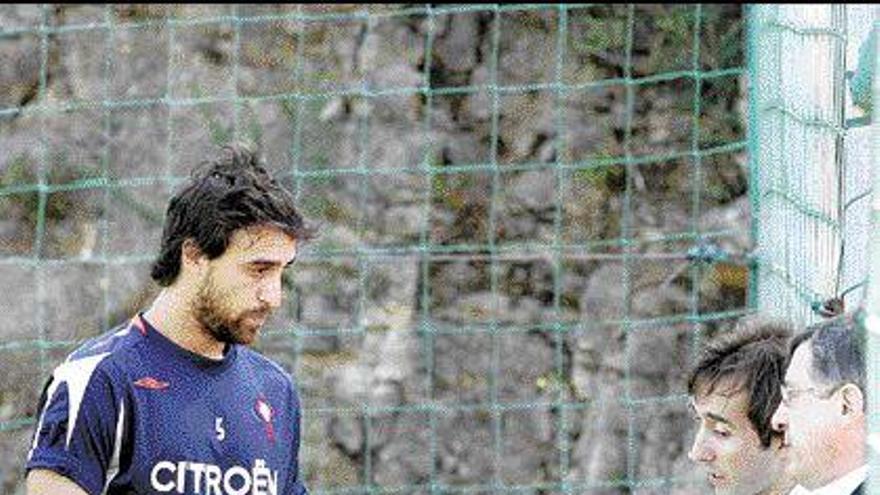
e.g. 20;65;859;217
251;265;272;276
713;428;731;438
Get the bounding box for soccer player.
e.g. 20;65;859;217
687;318;797;495
25;144;314;495
771;313;866;495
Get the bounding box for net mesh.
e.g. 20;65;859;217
749;5;877;326
750;4;878;493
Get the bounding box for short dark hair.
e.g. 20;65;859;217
150;143;315;287
798;312;865;398
687;317;793;447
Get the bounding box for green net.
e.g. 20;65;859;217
0;4;749;493
750;5;878;493
749;5;877;326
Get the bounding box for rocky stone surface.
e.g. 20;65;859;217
0;4;746;494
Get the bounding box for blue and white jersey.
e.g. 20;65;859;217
26;313;308;495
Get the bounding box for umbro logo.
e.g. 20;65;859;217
133;376;170;390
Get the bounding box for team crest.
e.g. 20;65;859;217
255;396;275;443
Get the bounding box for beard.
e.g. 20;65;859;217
193;270;268;346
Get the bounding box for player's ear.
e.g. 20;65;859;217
839;383;864;417
181;239;207;268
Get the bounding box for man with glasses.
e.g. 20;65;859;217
771;313;866;495
687;318;798;495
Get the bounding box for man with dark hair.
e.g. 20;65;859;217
25;144;314;495
771;313;867;495
687;318;797;495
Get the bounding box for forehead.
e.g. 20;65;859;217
785;342;814;386
692;385;751;425
224;224;297;261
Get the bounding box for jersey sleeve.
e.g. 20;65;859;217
284;379;309;495
25;355;126;495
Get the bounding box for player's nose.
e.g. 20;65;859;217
771;401;788;433
688;428;714;463
257;276;283;310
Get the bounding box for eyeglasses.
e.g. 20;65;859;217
779;383;841;406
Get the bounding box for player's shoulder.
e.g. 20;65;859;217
61;317;148;376
238;346;296;388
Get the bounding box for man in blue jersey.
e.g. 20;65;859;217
25;143;314;495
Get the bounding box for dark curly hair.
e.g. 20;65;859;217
150;143;315;287
687;317;792;448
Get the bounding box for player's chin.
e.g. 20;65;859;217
232;322;262;346
230;332;257;347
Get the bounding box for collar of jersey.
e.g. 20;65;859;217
137;312;239;373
